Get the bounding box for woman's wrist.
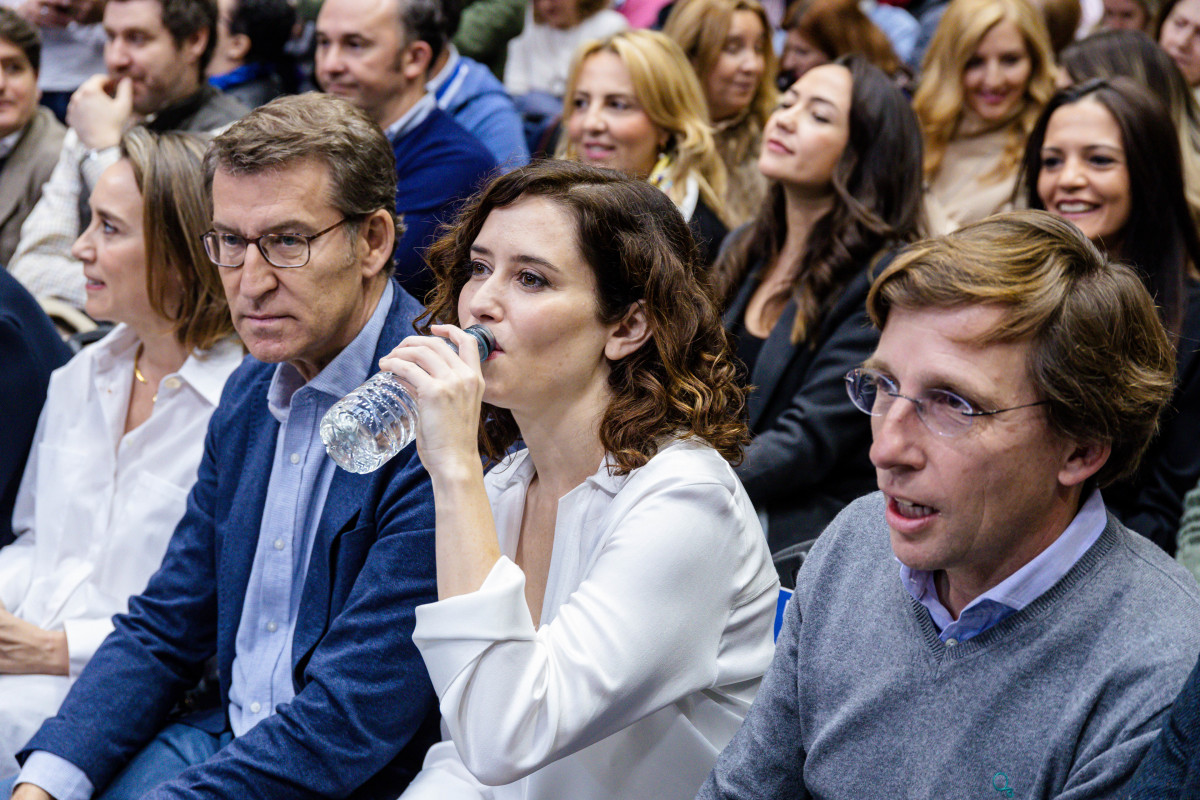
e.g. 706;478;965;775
428;453;486;491
40;629;69;676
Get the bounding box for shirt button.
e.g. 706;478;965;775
274;538;284;550
290;453;300;465
164;377;181;390
250;701;261;713
945;638;958;647
266;621;278;633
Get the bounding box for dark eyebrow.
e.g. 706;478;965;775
211;218;317;235
469;244;561;274
807;95;842;114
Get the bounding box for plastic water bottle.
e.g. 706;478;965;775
320;324;496;473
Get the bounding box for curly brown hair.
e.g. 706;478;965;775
420;160;749;473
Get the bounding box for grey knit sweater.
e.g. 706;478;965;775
699;492;1200;800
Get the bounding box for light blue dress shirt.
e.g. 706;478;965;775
18;282;395;800
228;280;395;734
900;488;1108;645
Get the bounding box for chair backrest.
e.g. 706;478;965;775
774;587;793;642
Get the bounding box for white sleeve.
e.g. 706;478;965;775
400;741;494;800
502;23;533;96
62;616;116;677
412;471;776;787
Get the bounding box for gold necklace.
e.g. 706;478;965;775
134;344;157;403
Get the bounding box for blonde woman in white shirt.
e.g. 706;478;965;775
0;128;242;776
380;159;779;800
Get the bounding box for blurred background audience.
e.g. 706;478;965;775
558;29;729;263
914;0;1055;230
663;0;776;226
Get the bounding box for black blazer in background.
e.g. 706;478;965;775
1106;278;1200;554
0;268;71;545
725;251;892;560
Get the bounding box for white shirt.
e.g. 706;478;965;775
0;325;242;676
503;8;629;97
402;438;780;800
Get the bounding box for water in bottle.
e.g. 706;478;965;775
320;324;496;473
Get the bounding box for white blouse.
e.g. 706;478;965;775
503;8;629;97
403;438;780;800
0;325;242;676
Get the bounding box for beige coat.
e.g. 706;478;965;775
926;124;1017;232
0;108;66;267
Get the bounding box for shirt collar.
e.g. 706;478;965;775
488;448;628;496
179;337;245;406
383;92;436;142
0;127;23;159
145;84;214;131
90;324;243;407
900;488;1108;624
426;46;462;99
208;61;269;91
266;280;395;421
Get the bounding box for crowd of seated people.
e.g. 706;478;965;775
5;0;1200;796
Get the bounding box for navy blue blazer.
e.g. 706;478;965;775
0;268;71;546
391;107;497;301
725;250;892;565
22;281;441;799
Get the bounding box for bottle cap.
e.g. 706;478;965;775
463;324;497;360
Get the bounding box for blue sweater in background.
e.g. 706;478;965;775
433;53;530;171
391;107;497;302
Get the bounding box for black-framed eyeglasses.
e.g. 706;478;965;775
844;367;1049;438
202;217;355;268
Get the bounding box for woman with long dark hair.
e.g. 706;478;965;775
1058;29;1200;221
1020;77;1200;553
713;54;924;573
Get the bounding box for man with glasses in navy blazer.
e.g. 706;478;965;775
8;94;441;800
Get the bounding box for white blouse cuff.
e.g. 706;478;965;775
413;556;535;698
62;617;116;678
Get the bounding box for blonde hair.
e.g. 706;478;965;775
662;0;778;127
123;128;236;352
913;0;1056;180
558;29;728;220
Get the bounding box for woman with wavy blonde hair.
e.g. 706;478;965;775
558;29;731;263
664;0;777;226
914;0;1056;229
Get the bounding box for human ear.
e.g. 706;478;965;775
1057;439;1111;488
358;209;396;280
402;39;433;81
182;27;209;67
227;31;251;62
604;300;652;361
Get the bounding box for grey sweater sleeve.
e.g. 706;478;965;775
697;593;810;800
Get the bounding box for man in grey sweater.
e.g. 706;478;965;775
699;212;1200;800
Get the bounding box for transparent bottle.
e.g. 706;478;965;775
320;324;496;473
